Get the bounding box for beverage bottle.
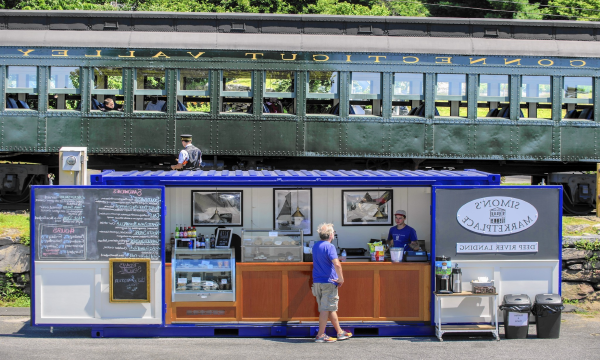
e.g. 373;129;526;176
193;227;197;238
200;235;206;249
340;249;347;262
175;224;179;237
169;233;175;250
210;235;215;249
183;227;188;238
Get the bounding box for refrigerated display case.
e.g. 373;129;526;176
172;248;235;302
241;229;304;262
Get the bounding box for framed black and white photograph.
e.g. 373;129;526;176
192;190;243;226
342;190;393;226
273;188;312;236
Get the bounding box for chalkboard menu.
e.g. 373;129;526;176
216;228;232;248
109;258;150;302
34;187;162;261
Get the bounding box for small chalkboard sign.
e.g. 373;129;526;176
216;228;232;248
109;258;150;303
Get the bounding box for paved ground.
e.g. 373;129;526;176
0;313;598;360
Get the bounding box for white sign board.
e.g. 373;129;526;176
457;242;538;253
456;196;538;235
508;312;529;326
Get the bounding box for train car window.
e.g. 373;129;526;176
307;71;339;115
92;67;124;112
392;73;423;116
264;71;295;114
221;70;252;113
135;68;166;112
6;66;37;110
48;67;81;111
178;69;209;113
479;75;509;118
350;72;382;116
521;76;551;119
563;77;593;120
436;74;467;117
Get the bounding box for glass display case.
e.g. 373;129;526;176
241;229;304;262
172;248;235;302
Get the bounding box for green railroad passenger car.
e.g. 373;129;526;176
1;11;600;212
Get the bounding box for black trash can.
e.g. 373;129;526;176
532;294;564;339
499;294;531;339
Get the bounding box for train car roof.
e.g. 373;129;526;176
91;168;501;187
1;10;600;56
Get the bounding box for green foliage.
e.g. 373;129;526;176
305;0;390;15
186;102;211;112
573;239;600;251
488;0;544;20
545;0;600;21
5;0;600;23
562;298;579;305
0;212;30;240
384;0;429;16
16;0;137;11
0;269;29;304
19;234;30;246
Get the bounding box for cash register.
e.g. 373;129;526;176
405;240;428;262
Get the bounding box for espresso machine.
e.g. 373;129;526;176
435;256;452;294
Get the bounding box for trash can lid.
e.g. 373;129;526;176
534;293;562;305
503;294;531;305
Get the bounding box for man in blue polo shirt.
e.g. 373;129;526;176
388;210;420;251
312;223;352;343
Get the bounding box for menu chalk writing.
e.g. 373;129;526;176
34;187;162;261
39;225;87;260
109;259;150;302
216;229;232;248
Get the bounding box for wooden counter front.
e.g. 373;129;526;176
166;262;430;323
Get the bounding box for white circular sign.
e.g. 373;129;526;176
456;196;538;235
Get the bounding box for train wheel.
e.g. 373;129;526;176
366;159;391;171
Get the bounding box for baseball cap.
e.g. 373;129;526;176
395;210;406;216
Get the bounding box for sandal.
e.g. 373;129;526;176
314;334;337;343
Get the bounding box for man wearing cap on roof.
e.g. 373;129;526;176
387;210;420;251
171;134;202;170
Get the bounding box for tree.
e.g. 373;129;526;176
426;0;543;19
304;0;390;16
544;0;600;21
384;0;429;16
488;0;544;20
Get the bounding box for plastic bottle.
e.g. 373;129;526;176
210;235;216;249
200;235;206;249
340;249;347;262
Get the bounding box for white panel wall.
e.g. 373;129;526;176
35;261;162;325
438;260;559;323
166;186;432;250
